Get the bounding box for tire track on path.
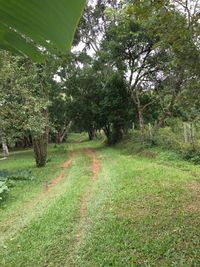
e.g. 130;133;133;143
45;159;72;192
76;148;100;242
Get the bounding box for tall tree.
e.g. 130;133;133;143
99;0;200;143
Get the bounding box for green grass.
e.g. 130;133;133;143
1;134;200;266
0;145;69;221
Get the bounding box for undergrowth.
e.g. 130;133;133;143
0;169;35;201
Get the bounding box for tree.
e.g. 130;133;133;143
0;1;87;166
99;0;200;144
0;52;33;154
66;63;99;140
0;51;57;167
55;49;131;144
96;72;130;145
75;0;121;53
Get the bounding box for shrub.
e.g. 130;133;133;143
0;180;9;200
157;127;183;151
0;169;35;181
0;169;35;202
155;124;200;164
182;149;200;164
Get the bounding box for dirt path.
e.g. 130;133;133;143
76;148;100;242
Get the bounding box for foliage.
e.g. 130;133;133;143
0;169;35;201
0;0;200;158
0;51;59;167
0;52;48;141
59;56;131;144
49;81;72;143
94;0;200;144
0;180;9;200
154;119;200;164
0;169;35;181
0;0;86;61
183;149;200;164
96;72;130;144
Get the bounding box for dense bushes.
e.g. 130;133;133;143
150;119;200;164
123;118;200;164
0;181;9;200
182;149;200;164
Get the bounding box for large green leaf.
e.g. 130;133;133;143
0;0;85;61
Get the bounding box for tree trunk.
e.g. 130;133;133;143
60;121;72;143
56;121;73;144
29;134;33;146
103;125;112;145
112;123;124;144
32;128;48;167
132;92;145;145
56;131;62;144
88;128;95;141
148;123;153;141
2;142;9;157
138;108;145;145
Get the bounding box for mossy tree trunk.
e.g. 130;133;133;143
32;127;48;167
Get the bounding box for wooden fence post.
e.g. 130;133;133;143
183;122;188;143
189;122;195;150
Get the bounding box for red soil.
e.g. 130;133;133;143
46;160;72;192
46;173;65;191
84;148;100;181
62;159;72;169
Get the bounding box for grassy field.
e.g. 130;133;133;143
1;134;200;266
